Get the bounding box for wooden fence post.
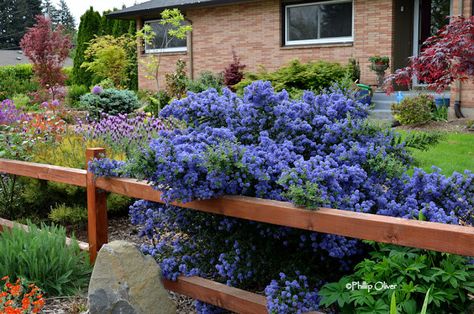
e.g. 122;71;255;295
86;148;108;263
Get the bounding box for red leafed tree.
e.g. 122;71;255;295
223;50;246;90
385;16;474;93
20;15;72;100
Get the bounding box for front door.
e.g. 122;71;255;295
392;0;452;89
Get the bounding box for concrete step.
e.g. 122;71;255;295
370;109;393;120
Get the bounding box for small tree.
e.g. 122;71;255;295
73;7;102;86
136;8;192;90
385;16;474;93
20;15;71;100
81;35;135;88
223;50;246;90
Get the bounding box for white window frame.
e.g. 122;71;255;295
144;19;188;54
284;0;354;46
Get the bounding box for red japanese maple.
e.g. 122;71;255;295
20;15;72;100
385;16;474;93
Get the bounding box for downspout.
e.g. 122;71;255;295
454;0;465;118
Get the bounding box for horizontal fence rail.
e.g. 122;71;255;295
1;151;473;314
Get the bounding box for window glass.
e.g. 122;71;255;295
286;1;353;44
145;21;187;52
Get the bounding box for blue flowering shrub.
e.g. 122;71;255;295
90;81;474;313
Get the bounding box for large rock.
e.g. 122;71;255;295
88;240;176;314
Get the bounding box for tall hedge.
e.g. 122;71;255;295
72;7;102;86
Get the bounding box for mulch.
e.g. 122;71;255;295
394;118;474;133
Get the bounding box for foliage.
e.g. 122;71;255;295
165;59;188;99
143;91;171;116
67;84;89;108
319;244;474;313
62;67;73;86
0;0;42;49
136;9;192;90
386;16;474;93
223;50;246;90
0;222;91;296
11;94;32;110
391;95;434;125
0;276;45;314
81;35;135;88
368;56;390;68
186;71;224;94
73;7;102;87
431;104;448;122
106;193;133;216
20;15;72;100
0;65;38;100
49;203;87;226
78;88;140;118
235;60;353;98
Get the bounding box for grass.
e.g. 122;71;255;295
398;130;474;175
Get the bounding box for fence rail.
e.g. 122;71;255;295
1;149;473;313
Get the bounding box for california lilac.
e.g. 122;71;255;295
90;81;474;313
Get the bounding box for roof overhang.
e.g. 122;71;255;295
107;0;250;19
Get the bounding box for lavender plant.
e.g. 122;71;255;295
90;81;474;313
76;112;165;156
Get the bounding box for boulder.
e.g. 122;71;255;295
88;240;176;314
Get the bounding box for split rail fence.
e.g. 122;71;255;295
0;148;473;314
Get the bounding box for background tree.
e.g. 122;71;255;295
20;15;71;99
73;7;102;87
57;0;75;34
0;0;42;49
385;16;474;93
81;35;134;88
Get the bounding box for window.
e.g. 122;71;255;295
284;0;353;46
144;20;188;53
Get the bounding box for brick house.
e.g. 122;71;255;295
109;0;474;118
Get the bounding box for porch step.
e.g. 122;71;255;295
369;109;393;121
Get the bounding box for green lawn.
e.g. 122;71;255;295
399;131;474;175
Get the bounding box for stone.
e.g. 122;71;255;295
88;240;176;314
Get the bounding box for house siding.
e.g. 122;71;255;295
138;0;394;90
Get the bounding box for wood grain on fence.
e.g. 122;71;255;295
0;159;86;187
94;177;474;257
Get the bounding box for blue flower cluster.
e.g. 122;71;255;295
265;272;319;314
90;81;474;313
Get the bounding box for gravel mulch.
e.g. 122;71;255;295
43;216;196;314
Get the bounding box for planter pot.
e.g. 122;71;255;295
371;63;389;89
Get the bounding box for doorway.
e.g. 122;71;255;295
392;0;452;88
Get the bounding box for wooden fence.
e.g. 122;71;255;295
0;148;473;314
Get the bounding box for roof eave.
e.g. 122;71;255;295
107;0;250;20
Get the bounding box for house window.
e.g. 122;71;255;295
284;0;353;46
144;20;187;53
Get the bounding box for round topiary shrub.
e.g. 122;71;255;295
79;88;140;117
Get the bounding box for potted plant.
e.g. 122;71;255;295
369;56;390;89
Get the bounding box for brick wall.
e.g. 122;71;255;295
137;0;394;91
450;0;473;117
